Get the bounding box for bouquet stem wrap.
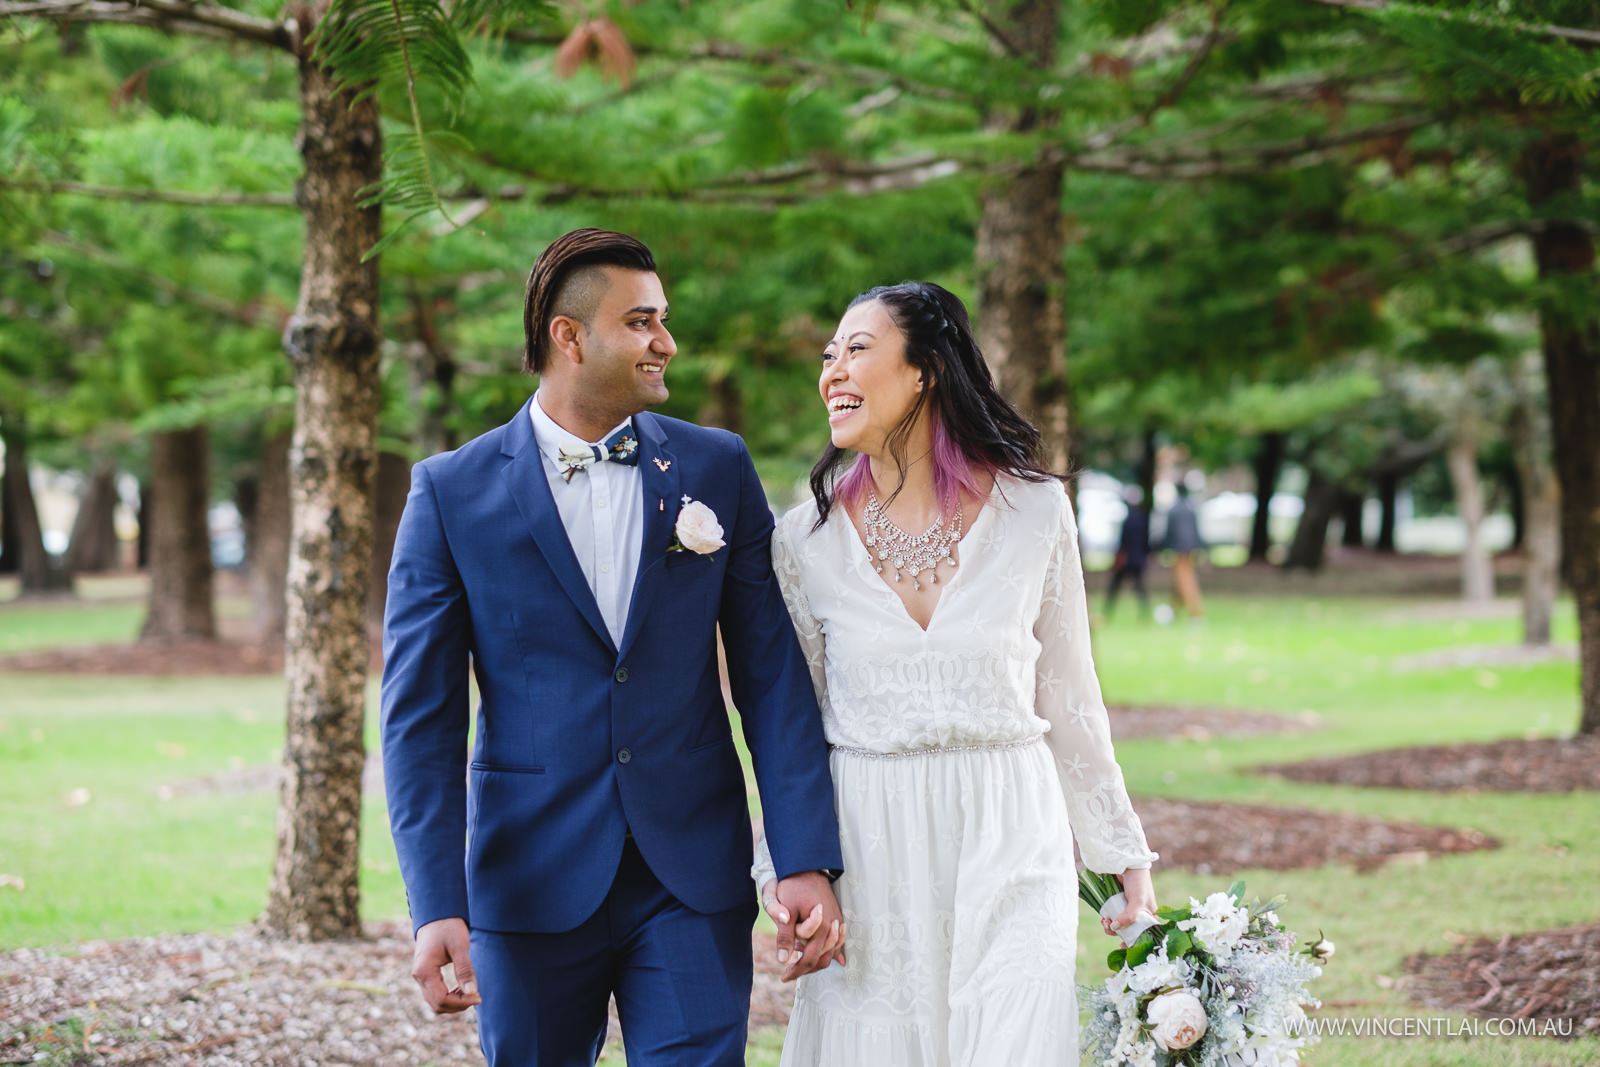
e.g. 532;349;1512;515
1099;891;1160;945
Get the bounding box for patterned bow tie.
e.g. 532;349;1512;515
556;425;640;482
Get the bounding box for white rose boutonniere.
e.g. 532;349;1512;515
670;496;725;555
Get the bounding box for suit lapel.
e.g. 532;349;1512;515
618;413;680;660
499;398;615;653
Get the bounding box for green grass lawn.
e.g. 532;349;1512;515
1;590;1595;1065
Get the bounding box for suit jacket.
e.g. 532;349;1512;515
380;399;842;934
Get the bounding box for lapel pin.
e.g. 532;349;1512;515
653;458;672;472
659;499;665;511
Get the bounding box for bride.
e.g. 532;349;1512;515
753;281;1159;1065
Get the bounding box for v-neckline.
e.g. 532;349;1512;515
841;481;1000;634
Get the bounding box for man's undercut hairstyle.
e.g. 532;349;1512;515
522;228;658;374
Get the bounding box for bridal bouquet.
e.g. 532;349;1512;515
1078;871;1329;1067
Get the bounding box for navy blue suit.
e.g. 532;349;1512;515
381;400;842;1064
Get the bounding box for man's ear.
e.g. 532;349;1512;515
548;315;584;365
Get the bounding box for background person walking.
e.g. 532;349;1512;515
1162;478;1207;621
1105;485;1151;619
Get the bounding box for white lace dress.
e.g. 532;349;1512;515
752;475;1158;1067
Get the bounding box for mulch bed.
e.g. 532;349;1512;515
1260;737;1600;793
1402;923;1600;1040
1108;705;1320;741
0;794;1500;1064
1134;796;1498;875
0;634;390;678
0;639;289;676
0;925;796;1066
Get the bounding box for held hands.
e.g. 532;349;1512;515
761;872;847;983
1101;868;1158;942
412;917;482;1014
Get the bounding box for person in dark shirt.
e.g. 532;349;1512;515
1105;485;1150;619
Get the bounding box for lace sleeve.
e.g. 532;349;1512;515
751;515;830;895
770;516;828;710
1034;489;1158;874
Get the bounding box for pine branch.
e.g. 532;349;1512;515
0;0;293;50
954;0;1025;60
38;229;277;327
1061;112;1441;179
0;178;297;207
1083;0;1235;153
1305;0;1600;49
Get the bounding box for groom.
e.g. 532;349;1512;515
381;228;844;1065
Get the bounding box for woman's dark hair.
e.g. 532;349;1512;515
810;281;1052;529
523;228;657;374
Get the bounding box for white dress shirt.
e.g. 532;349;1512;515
529;393;643;647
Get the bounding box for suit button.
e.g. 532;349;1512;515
617;748;633;764
614;667;630;683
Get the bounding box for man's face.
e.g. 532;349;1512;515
572;267;676;416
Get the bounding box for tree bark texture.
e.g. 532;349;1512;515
1508;356;1560;647
1338;490;1365;548
1249;431;1285;562
261;47;383;940
140;427;215;638
0;455;18;575
368;450;410;627
66;462;120;573
1136;428;1158;512
252;427;292;645
1445;435;1494;604
1522;132;1600;734
403;288;457;457
1375;470;1399;553
975;0;1068;473
1283;469;1341;572
0;419;72;594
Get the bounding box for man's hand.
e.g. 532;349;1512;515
761;872;846;983
412;917;482;1014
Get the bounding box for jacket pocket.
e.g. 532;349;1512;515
688;734;734;755
470;761;545;774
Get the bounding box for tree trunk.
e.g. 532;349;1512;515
0;445;20;576
252;427;292;645
66;462;120;573
1136;427;1158;513
140;426;216;640
1338;490;1365;549
1375;470;1399;553
0;419;72;594
1446;435;1494;604
261;47;383;940
1505;459;1526;552
368;450;410;627
403;286;458;457
1283;469;1340;572
1249;431;1285;562
1508;355;1560;647
1522;131;1600;734
696;363;745;435
975;0;1068;473
135;480;151;568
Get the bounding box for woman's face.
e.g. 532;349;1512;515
819;300;925;456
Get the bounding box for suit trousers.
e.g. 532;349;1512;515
470;837;756;1067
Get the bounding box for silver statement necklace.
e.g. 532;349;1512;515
862;491;963;592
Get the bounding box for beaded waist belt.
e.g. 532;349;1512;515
827;736;1043;760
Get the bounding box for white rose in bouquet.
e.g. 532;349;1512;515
1147;988;1209;1051
673;498;725;554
